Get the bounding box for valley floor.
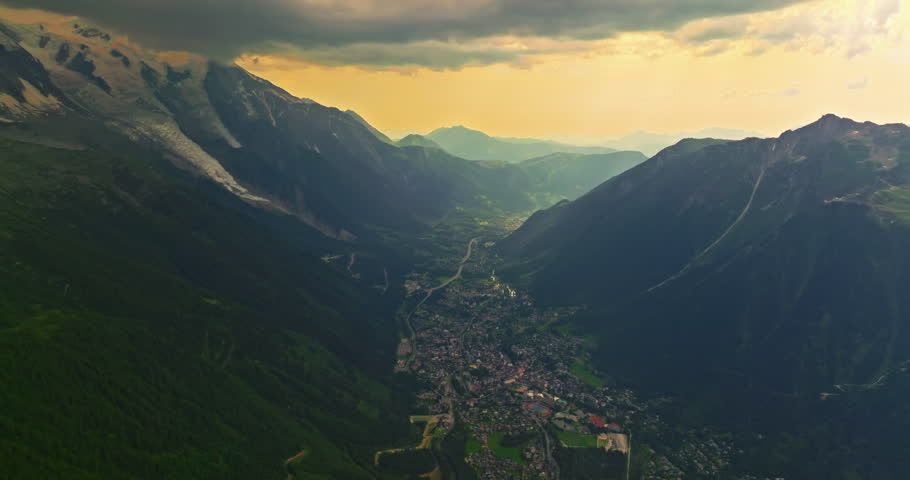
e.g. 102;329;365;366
372;223;760;480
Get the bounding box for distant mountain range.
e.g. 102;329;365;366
422;126;618;162
520;151;647;202
499;114;910;478
397;125;765;161
604;127;767;157
393;132;646;202
396;133;444;149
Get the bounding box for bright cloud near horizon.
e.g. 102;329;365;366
2;0;908;140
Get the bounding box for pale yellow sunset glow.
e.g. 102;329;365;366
236;0;909;140
3;0;906;140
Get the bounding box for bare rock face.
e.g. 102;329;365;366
0;19;467;239
2;17;604;242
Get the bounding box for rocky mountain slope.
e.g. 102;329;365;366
502;115;910;310
499;115;910;478
0;17;611;245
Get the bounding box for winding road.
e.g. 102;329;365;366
403;238;479;369
427;237;479;294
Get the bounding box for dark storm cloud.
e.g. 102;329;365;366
287;41;524;69
0;0;810;66
678;17;751;44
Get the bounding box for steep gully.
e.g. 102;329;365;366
648;167;766;292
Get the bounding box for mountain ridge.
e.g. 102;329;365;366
500;112;910;389
425;125;619;162
501;114;910;303
0;17;642;246
496;114;910;478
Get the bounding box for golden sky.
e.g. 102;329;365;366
2;0;908;141
236;0;910;140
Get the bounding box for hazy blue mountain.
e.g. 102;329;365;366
520;150;647;201
606;127;766;157
426;125;618;162
396;133;444;149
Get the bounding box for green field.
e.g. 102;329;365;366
562;331;606;388
465;436;484;455
875;187;910;225
570;359;607;388
488;433;527;465
558;431;599;448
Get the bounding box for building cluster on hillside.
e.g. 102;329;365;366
399;249;646;478
396;243;745;479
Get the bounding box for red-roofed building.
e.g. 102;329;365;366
589;415;608;428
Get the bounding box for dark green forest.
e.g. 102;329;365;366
0;138;415;479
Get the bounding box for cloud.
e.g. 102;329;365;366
756;0;902;56
254;34;599;70
693;42;730;56
847;78;869;90
844;0;902;57
665;0;906;58
0;0;809;67
278;41;524;69
872;0;902;26
676;16;750;43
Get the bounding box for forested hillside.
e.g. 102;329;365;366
0;138;413;479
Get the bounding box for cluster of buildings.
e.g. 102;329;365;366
394;242;751;480
397;253;642;478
